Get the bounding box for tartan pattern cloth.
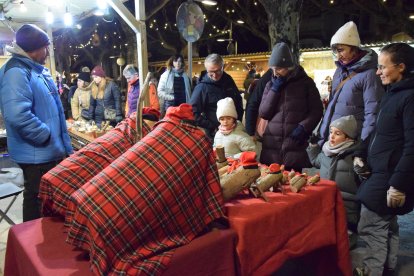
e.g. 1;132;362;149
65;118;225;275
39;117;151;221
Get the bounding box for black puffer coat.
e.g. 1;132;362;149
357;77;414;215
190;71;243;138
259;66;323;169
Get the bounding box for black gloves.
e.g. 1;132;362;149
308;133;321;145
270;76;286;93
353;157;371;180
290;124;308;142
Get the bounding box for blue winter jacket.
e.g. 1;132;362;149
0;53;73;164
319;49;384;145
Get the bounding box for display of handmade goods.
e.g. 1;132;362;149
290;173;308;193
219;151;261;201
308;173;321;185
65;104;225;275
215;145;228;169
250;163;285;201
39;74;154;220
40;114;155;219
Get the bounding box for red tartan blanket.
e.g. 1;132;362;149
65;115;225;275
39;117;151;221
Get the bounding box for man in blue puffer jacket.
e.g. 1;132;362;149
0;24;73;221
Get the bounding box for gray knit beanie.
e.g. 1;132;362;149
268;42;294;68
330;115;357;139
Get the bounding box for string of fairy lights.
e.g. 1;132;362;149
52;1;261;54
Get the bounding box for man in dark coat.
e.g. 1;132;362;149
190;53;243;139
259;42;323;171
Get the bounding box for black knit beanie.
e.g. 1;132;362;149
16;24;50;52
78;72;91;83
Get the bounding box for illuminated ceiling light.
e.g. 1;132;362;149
217;38;225;42
94;9;105;16
409;14;414;20
236;20;244;24
19;1;27;12
64;7;73;27
97;0;107;9
194;0;217;6
46;9;54;24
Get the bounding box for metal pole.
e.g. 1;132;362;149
188;41;192;83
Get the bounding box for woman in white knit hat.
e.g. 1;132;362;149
317;21;384;178
213;97;256;159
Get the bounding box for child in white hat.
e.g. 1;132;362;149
214;97;256;159
307;115;361;249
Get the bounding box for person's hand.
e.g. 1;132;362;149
387;186;406;208
353;157;371;179
270;76;286;93
290;124;308;142
308;133;320;145
116;115;123;123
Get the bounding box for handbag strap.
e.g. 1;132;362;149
320;72;357;140
333;72;357;95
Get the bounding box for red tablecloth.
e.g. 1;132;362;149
4;217;238;276
226;179;352;276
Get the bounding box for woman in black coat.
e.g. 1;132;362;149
355;43;414;276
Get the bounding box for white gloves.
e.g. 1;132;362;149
387;186;406;208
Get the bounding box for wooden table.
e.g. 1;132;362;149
67;128;95;150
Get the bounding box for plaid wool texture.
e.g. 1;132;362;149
39;117;151;222
65;117;225;275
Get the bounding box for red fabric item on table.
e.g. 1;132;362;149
225;180;352;276
4;217;238;276
39;117;151;223
65;117;225;275
164;103;194;121
142;107;160;120
239;151;258;167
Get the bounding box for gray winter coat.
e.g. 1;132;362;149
307;144;360;226
319;49;384;145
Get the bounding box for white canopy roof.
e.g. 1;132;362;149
0;0;105;41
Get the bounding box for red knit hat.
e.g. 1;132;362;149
91;65;106;77
165;104;194;121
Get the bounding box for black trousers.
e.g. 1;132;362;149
18;160;61;222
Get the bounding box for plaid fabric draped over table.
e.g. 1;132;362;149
39;116;152;222
65;110;225;275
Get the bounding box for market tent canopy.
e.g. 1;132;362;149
0;0;109;41
0;0;148;92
